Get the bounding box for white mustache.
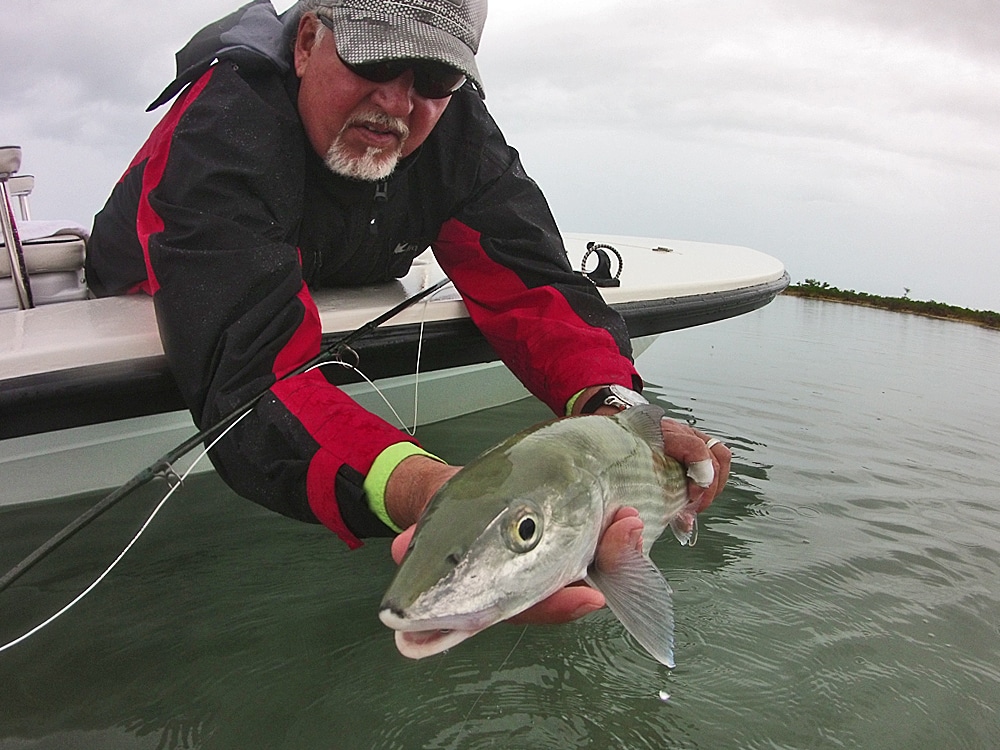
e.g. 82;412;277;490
344;110;409;141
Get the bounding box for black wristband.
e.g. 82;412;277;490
578;385;647;414
580;387;618;414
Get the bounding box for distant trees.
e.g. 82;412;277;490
784;280;1000;329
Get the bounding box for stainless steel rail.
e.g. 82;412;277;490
0;146;34;309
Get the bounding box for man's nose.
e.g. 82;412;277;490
370;70;417;117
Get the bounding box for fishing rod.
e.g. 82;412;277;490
0;277;452;594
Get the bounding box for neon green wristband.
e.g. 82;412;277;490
364;443;443;533
565;389;589;416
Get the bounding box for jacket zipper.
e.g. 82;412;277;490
369;180;388;236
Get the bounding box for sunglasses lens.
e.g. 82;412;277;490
345;58;465;99
349;61;405;84
414;66;467;99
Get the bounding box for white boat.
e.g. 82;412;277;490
1;146;789;506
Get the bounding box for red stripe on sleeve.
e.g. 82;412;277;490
306;446;364;550
133;70;215;296
272;369;416;547
273;276;322;379
269;273;368;546
432;219;638;412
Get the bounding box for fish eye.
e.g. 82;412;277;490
503;505;543;553
517;517;536;541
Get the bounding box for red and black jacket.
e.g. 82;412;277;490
86;4;640;546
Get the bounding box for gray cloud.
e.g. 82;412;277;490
1;0;997;309
480;0;999;171
473;0;1000;308
805;0;1000;62
0;0;240;219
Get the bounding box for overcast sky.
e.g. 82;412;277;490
2;0;998;310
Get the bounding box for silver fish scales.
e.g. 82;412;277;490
380;404;696;667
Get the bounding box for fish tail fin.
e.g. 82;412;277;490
670;506;699;547
586;549;675;668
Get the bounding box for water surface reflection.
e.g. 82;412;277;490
2;297;999;748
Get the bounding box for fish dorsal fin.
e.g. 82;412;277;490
614;404;666;450
585;547;675;668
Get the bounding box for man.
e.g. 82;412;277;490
87;0;730;624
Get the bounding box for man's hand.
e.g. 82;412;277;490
572;386;732;514
383;455;460;530
381;404;731;627
659;418;731;513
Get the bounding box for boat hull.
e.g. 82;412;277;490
0;233;788;505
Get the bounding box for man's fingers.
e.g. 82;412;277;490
507;586;604;625
391;525;415;565
660;419;732;512
659;419;714;464
594;510;644;573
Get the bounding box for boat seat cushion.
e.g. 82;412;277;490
0;220;89;308
0;220;88;278
0;234;86;278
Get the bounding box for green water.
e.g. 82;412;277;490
2;296;999;749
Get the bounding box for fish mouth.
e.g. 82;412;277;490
379;607;499;659
392;628;481;659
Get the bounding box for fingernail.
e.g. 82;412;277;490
628;528;644;551
570;602;604;619
686;459;714;488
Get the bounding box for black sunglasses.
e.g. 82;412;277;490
317;15;466;99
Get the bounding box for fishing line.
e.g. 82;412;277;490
309;360;415;435
411;281;447;432
0;276;452;596
306;280;449;436
453;625;529;743
0;409;251;653
411;304;428;434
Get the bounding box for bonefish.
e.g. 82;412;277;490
379;404;699;667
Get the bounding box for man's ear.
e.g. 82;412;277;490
294;13;321;77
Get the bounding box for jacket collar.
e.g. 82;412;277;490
148;0;291;111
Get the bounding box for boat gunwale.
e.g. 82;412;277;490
0;274;788;439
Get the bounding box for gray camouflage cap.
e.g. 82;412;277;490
313;0;487;96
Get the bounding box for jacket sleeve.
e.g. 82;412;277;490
138;65;414;546
430;100;641;414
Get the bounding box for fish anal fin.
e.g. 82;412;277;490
586;548;675;668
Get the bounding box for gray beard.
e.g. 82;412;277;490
323;111;409;181
323;140;401;181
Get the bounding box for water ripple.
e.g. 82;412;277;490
5;299;1000;749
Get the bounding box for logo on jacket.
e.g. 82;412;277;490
393;242;425;255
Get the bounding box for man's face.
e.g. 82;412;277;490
294;14;453;181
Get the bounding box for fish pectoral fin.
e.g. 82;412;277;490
670;507;698;547
585;550;675;668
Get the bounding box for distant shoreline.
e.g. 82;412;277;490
783;282;1000;330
